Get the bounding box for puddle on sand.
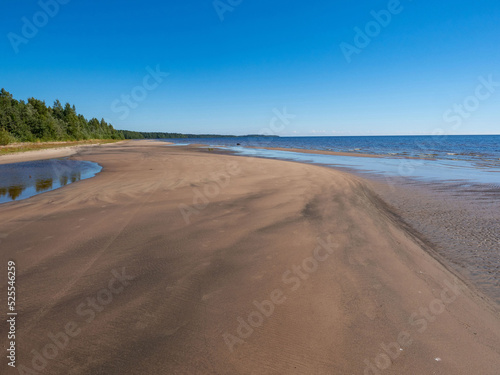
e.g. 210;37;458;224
0;159;102;203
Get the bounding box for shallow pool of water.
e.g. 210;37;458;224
0;159;102;203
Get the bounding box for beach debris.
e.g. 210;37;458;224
435;357;441;362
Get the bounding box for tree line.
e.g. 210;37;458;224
0;89;123;145
119;130;254;139
120;130;192;139
0;89;279;145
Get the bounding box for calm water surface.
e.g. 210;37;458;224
0;159;102;203
166;135;500;164
165;135;500;185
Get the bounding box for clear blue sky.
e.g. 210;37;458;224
1;0;499;135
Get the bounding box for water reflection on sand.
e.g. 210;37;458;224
0;159;101;203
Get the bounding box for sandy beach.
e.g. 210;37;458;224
0;141;127;165
1;140;499;374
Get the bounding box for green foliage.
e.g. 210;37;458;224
0;88;281;144
0;128;11;145
0;89;124;143
119;130;187;139
119;130;146;139
118;131;279;139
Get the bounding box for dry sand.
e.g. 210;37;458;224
0;140;499;374
0;141;127;165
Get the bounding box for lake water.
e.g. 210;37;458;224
166;134;500;163
165;135;500;186
0;159;102;203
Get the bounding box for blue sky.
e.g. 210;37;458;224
1;0;499;135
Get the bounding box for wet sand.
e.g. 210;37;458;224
248;146;421;159
1;140;499;374
204;143;423;159
368;177;500;306
214;144;500;305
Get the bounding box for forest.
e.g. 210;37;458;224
0;89;278;145
119;130;259;139
0;89;123;145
